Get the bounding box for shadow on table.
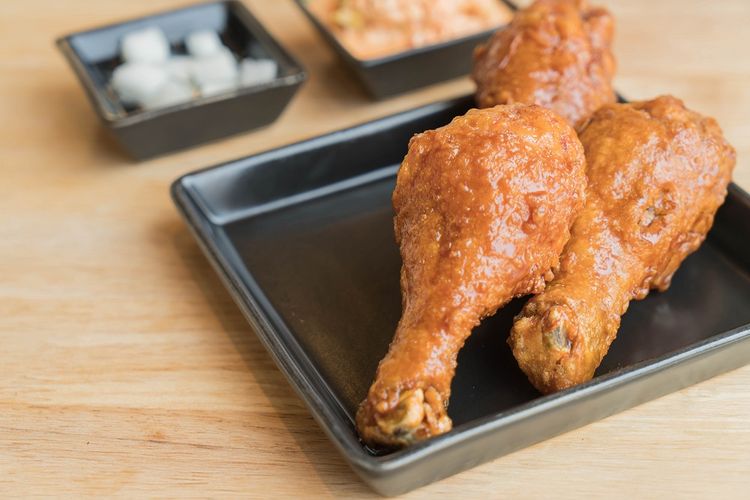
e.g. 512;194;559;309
166;218;376;498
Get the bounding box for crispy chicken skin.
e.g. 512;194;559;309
472;0;616;128
356;105;587;447
509;96;736;394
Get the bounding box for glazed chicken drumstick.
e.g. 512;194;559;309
356;105;587;447
472;0;616;128
510;96;736;394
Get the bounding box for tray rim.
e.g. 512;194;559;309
171;95;750;492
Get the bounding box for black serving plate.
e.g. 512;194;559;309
172;95;750;495
57;1;306;160
294;0;515;99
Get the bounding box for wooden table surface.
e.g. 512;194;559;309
1;0;749;497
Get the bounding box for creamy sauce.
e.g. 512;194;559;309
308;0;513;60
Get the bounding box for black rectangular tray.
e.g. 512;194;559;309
58;1;306;160
293;0;515;99
172;95;750;495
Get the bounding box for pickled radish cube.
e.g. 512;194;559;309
186;30;223;57
197;79;237;97
111;63;168;105
239;58;278;87
141;80;194;110
121;27;170;64
165;56;193;83
190;48;238;86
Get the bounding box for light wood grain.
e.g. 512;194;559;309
1;0;749;497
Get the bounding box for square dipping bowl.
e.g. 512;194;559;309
294;0;514;99
57;1;307;160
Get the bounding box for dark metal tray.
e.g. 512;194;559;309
172;95;750;495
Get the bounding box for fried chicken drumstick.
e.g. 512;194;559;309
510;96;736;394
356;105;587;447
472;0;616;128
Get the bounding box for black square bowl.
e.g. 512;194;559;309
294;0;515;99
57;1;307;160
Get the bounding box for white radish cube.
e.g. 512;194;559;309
165;56;193;84
186;30;223;57
111;62;169;105
141;80;194;110
121;27;170;64
190;48;238;87
197;79;237;97
239;58;278;87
